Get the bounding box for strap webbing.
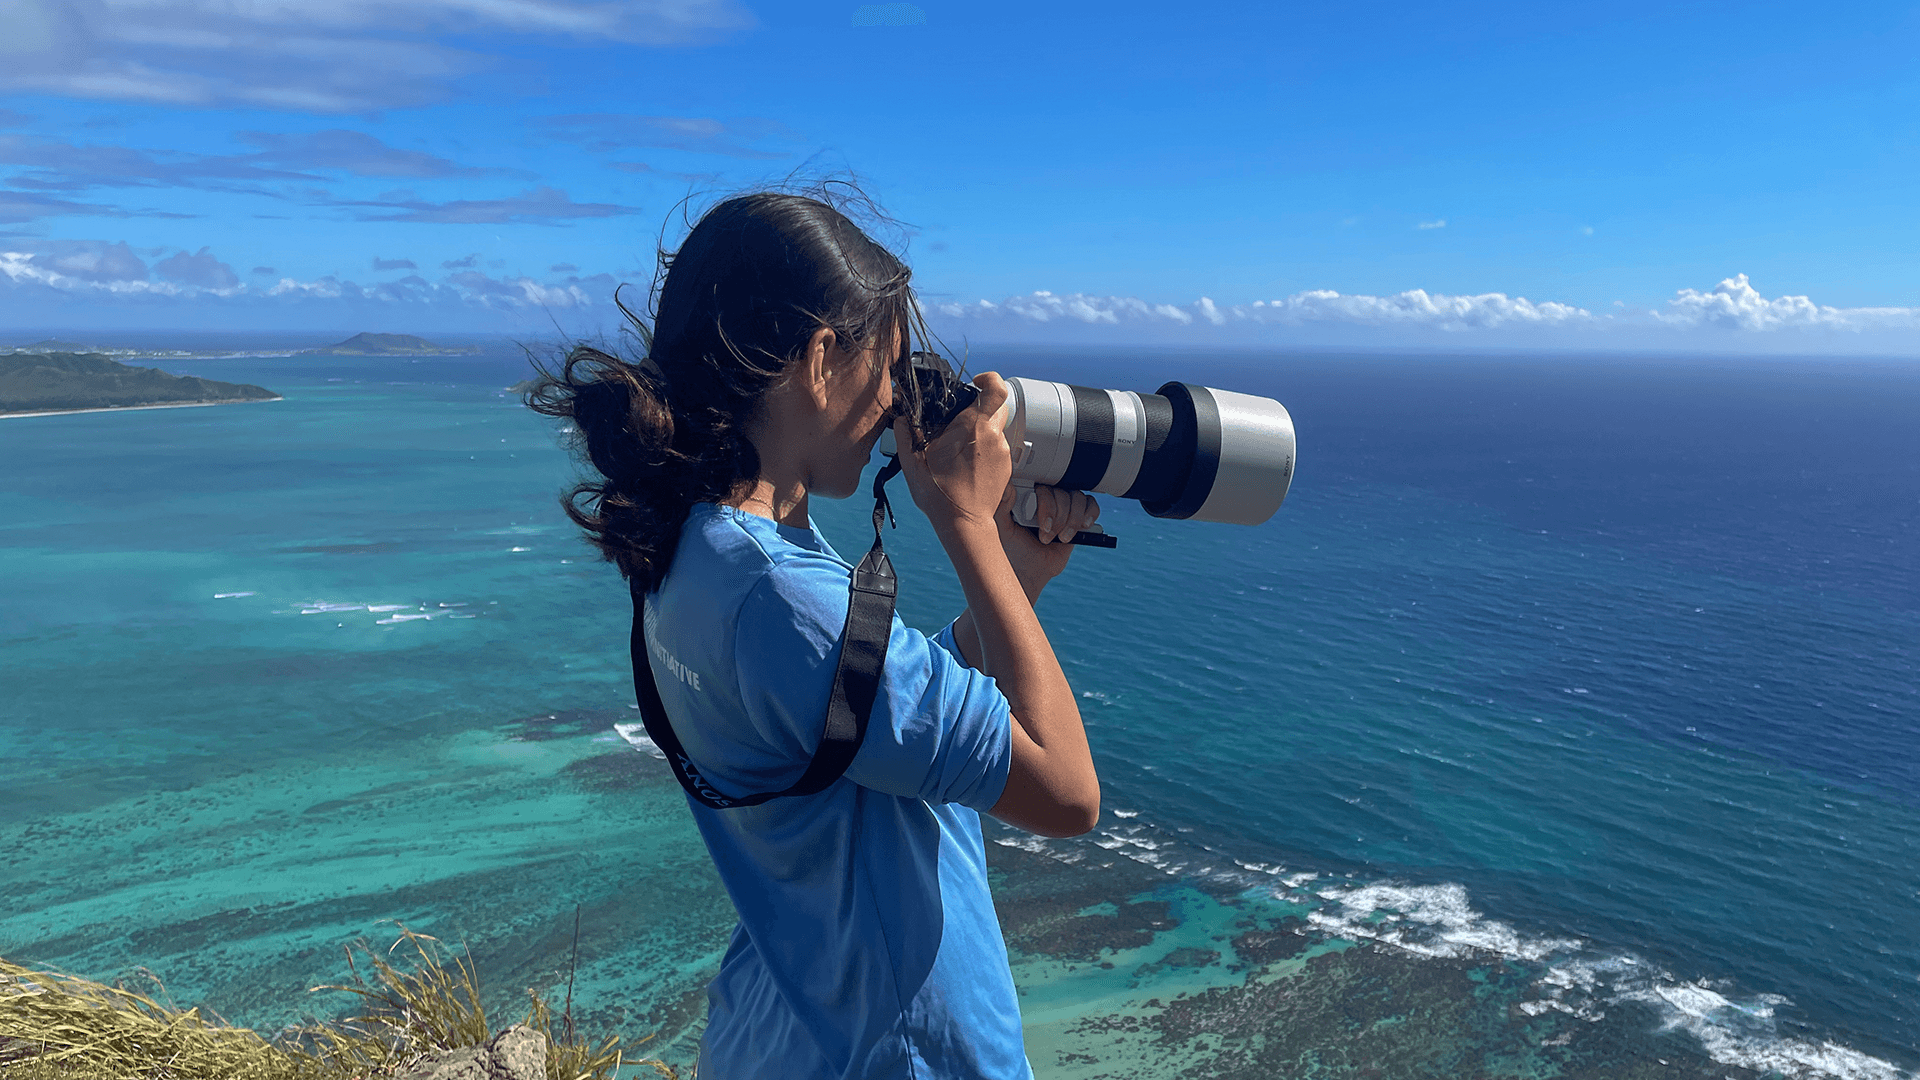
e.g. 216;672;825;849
629;459;902;810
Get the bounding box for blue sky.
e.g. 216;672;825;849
4;0;1919;350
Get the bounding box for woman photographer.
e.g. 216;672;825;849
531;191;1100;1079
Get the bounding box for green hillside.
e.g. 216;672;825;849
0;353;280;415
308;332;478;355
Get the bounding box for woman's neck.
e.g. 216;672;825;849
728;475;810;529
729;383;822;529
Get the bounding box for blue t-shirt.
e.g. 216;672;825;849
643;502;1031;1080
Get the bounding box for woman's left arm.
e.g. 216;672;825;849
951;484;1099;670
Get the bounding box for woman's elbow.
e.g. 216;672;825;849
994;741;1102;837
1035;806;1100;838
1025;787;1101;838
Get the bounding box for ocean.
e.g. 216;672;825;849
2;340;1915;1077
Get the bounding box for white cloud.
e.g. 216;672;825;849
0;237;609;314
444;270;598;308
929;277;1920;347
155;246;241;291
9;256;1919;350
1417;219;1446;230
1;249;183;296
0;0;753;112
1657;274;1920;332
258;269;601;309
951;290;1199;326
933;287;1591;332
1249;288;1588;328
23;240;151;283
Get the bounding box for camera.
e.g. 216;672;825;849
887;351;1296;545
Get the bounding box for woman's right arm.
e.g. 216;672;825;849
895;374;1100;838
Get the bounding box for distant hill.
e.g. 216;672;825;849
5;338;94;354
306;332;480;356
0;353;280;416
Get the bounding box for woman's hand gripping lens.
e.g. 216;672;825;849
897;372;1013;538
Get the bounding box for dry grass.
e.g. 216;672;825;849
0;926;682;1079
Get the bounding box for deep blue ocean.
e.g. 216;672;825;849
2;340;1914;1077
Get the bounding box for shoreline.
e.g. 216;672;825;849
0;397;283;420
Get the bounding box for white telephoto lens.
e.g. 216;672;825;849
1000;376;1295;526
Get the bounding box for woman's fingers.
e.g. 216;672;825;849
971;371;1011;429
1064;489;1095;543
1031;485;1101;544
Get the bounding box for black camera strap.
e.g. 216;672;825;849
629;458;902;810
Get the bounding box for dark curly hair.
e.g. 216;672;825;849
526;190;925;592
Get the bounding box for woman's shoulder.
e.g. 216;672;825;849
684;503;847;572
666;504;849;616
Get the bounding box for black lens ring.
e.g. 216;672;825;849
1058;385;1115;490
1122;391;1184;505
1143;383;1221;519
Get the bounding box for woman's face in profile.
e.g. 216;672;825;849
815;326;898;500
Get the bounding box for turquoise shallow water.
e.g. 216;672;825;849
2;345;1915;1076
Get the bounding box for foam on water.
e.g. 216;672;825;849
1013;800;1919;1080
614;723;667;760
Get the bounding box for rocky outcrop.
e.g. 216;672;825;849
395;1023;547;1080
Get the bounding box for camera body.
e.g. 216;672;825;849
889;351;1296;537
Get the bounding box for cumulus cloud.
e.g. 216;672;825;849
336;186;639;225
27;240;150;283
536;114;795;158
933;287;1591;332
154;246;240;290
0;239;187;296
1657;273;1920;332
924;276;1920;349
10;252;1917;351
443;270;595;308
258;268;614;310
0;0;754;112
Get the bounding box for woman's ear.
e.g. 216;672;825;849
799;326;837;412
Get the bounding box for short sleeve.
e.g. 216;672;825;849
731;558;1012;812
930;620;967;663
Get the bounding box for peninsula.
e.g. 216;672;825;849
305;332;480;356
0;352;280;417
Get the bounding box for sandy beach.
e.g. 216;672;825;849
0;397;283;420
